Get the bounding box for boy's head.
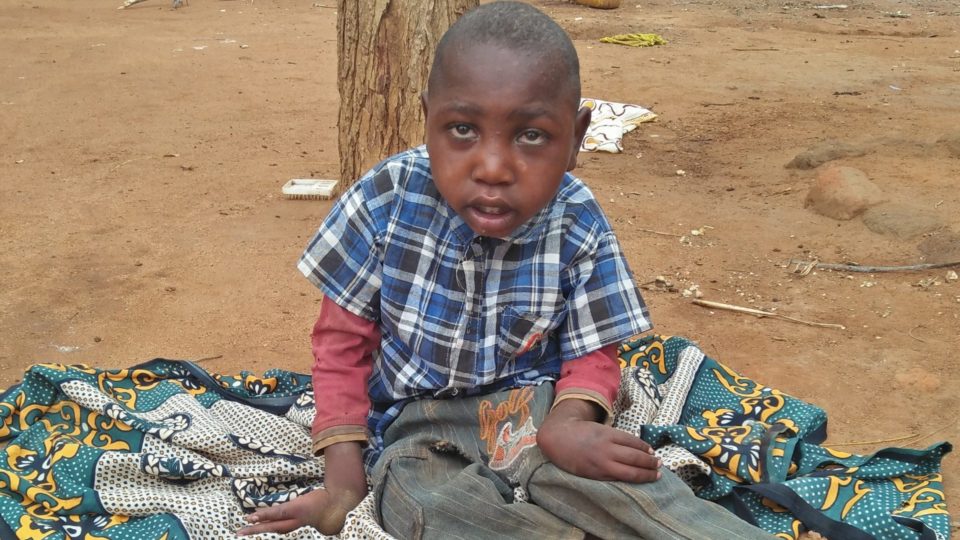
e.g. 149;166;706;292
422;1;591;239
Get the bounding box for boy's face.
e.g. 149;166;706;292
423;43;591;239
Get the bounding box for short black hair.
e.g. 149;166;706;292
429;1;581;107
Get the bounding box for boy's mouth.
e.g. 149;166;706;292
476;205;507;215
464;202;515;235
466;197;512;216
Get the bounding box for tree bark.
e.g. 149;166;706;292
337;0;478;191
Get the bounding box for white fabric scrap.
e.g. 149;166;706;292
580;98;657;153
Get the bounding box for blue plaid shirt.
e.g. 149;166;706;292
298;146;652;463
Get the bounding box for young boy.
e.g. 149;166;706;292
240;2;771;538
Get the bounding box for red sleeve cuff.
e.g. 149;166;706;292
312;426;369;455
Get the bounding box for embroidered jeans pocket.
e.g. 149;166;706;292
498;306;557;361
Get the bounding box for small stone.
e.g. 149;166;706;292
93;336;102;343
946;270;958;282
805;165;886;220
681;284;702;298
915;277;939;289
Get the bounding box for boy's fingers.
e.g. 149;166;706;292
605;461;662;484
245;504;289;523
608;429;654;453
609;445;661;470
237;518;300;536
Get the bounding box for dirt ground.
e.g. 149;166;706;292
1;0;958;523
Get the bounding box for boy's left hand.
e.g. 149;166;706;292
536;398;662;484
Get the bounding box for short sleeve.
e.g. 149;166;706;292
559;232;652;359
297;169;393;321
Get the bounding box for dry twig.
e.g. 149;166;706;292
789;259;960;274
638;228;682;238
829;419;958;448
691;299;846;330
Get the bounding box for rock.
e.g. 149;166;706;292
937;130;960;158
918;230;960;263
681;283;704;298
805;166;886;220
786;140;869;169
862;203;946;239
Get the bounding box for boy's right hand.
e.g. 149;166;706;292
237;441;368;536
236;485;364;536
537;399;662;484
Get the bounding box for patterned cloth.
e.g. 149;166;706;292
298;146;651;464
0;337;951;539
0;359;387;540
616;335;953;540
579;97;657;153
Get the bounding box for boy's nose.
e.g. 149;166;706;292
474;141;514;185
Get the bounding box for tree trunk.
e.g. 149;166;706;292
337;0;478;191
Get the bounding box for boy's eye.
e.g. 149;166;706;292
517;129;547;145
449;124;476;139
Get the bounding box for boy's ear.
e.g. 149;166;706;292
567;105;592;171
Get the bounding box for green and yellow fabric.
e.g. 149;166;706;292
616;335;951;540
0;337;952;539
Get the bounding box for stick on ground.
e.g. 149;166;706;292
789;259;960;274
691;299;846;330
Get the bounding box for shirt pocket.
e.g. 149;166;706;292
497;306;560;362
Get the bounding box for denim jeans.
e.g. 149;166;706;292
372;384;772;539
